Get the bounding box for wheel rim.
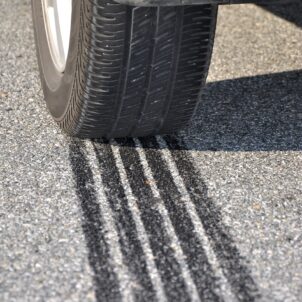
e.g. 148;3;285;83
42;0;72;73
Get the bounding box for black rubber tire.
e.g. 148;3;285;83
32;0;217;138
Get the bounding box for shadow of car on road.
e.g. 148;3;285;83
181;69;302;152
259;2;302;28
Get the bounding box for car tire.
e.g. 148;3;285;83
32;0;217;138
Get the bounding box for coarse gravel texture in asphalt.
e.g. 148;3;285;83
0;1;302;302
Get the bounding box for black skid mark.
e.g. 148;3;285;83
114;138;196;302
92;139;156;302
69;140;121;302
116;138;221;302
163;135;260;302
136;137;222;301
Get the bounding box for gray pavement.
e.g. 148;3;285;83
1;1;302;301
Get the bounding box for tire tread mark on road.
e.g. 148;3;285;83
92;139;156;302
114;138;191;301
133;137;201;301
122;138;221;302
163;135;260;302
69;141;121;302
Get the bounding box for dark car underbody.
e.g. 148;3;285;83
115;0;296;7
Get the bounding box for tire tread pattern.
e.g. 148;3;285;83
59;0;217;138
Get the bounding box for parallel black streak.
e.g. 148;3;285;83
92;139;156;302
115;138;191;302
137;137;221;302
163;135;260;302
68;141;121;302
69;133;260;302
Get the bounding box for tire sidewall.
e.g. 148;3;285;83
32;0;81;121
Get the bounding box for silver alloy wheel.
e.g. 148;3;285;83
42;0;72;73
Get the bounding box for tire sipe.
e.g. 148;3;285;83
32;0;217;138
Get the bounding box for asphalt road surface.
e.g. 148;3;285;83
1;1;302;301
